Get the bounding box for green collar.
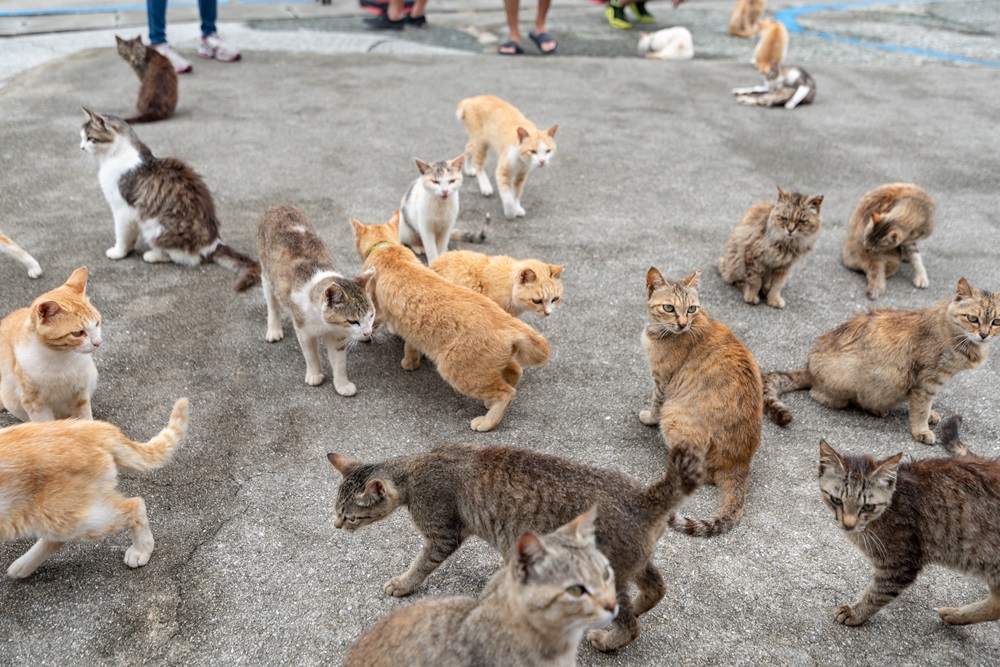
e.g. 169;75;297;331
366;241;394;258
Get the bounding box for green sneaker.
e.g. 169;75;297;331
605;2;632;30
630;1;657;24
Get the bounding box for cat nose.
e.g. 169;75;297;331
92;337;102;348
981;332;989;340
334;516;346;529
842;515;858;530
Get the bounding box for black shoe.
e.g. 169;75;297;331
407;14;428;28
363;13;405;30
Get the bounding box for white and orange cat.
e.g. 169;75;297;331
0;267;102;422
0;231;42;279
753;18;788;74
456;95;557;220
1;398;188;577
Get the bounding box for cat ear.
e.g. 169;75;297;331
863;216;875;236
326;453;360;476
682;269;701;291
546;125;558;138
388;211;401;234
549;264;565;279
324;284;345;307
956;278;973;299
65;267;89;294
362;478;397;502
872;452;903;490
36;300;62;320
563;506;598;547
115;35;124;45
776;185;789;201
350;219;365;237
414;158;432;175
449;155;465;170
808;195;824;213
82;107;104;127
357;267;376;288
818;439;845;476
516;127;530;144
513;532;547;583
519;268;537;285
638;31;648;40
646;266;666;295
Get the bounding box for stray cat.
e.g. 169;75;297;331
352;214;550;432
728;0;766;38
819;424;1000;626
1;398;188;577
257;205;376;395
752;18;788;74
343;508;619;667
733;64;816;109
80;109;261;291
328;442;704;651
429;249;565;318
0;267;102;422
0;231;42;279
115;35;178;124
718;186;823;308
842;182;936;299
763;278;997;444
637;27;694;61
456;95;558;220
641;267;763;537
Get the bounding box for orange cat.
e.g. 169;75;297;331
0;267;102;422
456;95;557;221
1;398;188;577
0;231;42;279
729;0;766;38
753;18;788;74
352;213;550;431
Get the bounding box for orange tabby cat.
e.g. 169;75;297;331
753;18;788;74
0;267;102;422
352;213;550;431
729;0;766;38
1;398;188;577
429;250;565;318
456;95;558;221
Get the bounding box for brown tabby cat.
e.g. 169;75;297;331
115;35;178;124
764;278;997;444
728;0;766;38
819;423;1000;626
842;183;936;299
0;268;102;422
641;267;763;537
1;398;188;577
718;186;823;308
351;214;550;432
430;249;566;318
0;231;42;279
456;95;558;220
328;443;704;651
343;509;619;667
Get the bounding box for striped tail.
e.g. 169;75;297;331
512;326;550;367
641;445;705;517
109;398;189;472
668;467;749;538
210;243;262;292
937;415;970;457
762;368;811;426
450;213;491;244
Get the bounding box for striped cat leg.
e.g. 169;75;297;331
632;561;667;615
639;383;665;426
907;384;941;444
384;531;463;597
835;564;919;625
587;591;640;652
0;232;42;278
938;589;1000;625
323;334;356;397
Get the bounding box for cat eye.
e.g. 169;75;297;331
686;306;697;314
347;320;360;326
552;297;559;302
967;314;979;324
662;304;675;313
566;585;587;597
828;495;843;507
532;298;543;304
861;504;876;512
993;318;1000;327
70;330;85;337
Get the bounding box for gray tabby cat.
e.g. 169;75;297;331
80;109;260;291
328;443;704;652
257;205;375;395
0;231;42;279
819;419;1000;626
342;508;618;667
733;65;816;109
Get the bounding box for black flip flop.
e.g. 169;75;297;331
529;31;557;55
498;40;524;56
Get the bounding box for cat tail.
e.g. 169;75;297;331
450;213;492;245
937;415;970;457
668;466;749;538
641;445;705;517
762;368;811;427
512;325;551;367
108;398;189;472
124;111;167;124
209;243;262;292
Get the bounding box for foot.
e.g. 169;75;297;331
470;415;499;432
605;3;632;30
198;33;241;62
498;40;524;56
151;43;193;73
363;13;406;30
143;248;171;263
407;14;428;28
528;31;558;55
913;273;929;288
630;1;657;23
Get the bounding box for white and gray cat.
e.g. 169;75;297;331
733;65;816;109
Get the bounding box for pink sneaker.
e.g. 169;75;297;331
152;42;193;73
198;33;241;62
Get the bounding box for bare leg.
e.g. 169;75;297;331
503;0;523;46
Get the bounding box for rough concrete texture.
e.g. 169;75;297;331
1;9;999;667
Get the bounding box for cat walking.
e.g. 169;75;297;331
0;231;42;279
115;35;178;124
430;250;565;318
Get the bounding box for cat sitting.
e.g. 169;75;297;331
764;278;997;444
0;231;42;279
1;398;188;577
733;64;816;109
0;267;101;422
80;109;261;291
728;0;766;38
430;250;565;318
343;508;619;667
819;422;1000;626
637;27;694;61
751;18;788;74
115;35;178;124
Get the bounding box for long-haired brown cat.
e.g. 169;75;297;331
343;508;619;667
764;278;997;444
1;398;188;577
0;267;102;422
819;418;1000;626
641;267;763;537
0;231;42;279
328;443;704;651
842;182;936;299
351;213;550;431
718;186;823;308
728;0;766;38
115;35;178;124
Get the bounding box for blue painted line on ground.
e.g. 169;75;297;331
0;0;314;18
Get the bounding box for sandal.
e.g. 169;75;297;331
498;40;524;56
529;31;557;55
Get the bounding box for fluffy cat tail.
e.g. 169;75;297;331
762;368;811;426
210;243;262;292
450;213;492;245
937;415;970;457
512;326;551;367
109;398;189;472
668;467;748;538
641;445;705;516
124;111;168;124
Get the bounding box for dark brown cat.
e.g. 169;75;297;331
115;35;178;124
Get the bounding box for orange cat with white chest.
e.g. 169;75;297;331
430;250;565;318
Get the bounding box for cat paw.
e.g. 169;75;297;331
305;372;325;386
913;275;930;289
105;246;129;260
334;382;357;397
767;295;786;309
731;87;753;96
401;356;421;371
514;205;526;218
471;416;498;432
124;546;152;568
736;96;758;106
928;410;941;425
479;182;494;197
742;292;761;305
26;264;42;279
265;329;284;343
834;604;867;626
586;628;626;653
913;429;936;445
866;286;883;300
937;606;970;625
6;557;39;579
384;577;417;597
142;249;170;263
639;410;658;426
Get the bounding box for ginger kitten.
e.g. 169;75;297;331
456;95;557;220
1;398;188;577
0;267;102;422
430;249;565;318
728;0;766;38
0;231;42;279
753;18;788;74
351;213;550;431
115;35;178;124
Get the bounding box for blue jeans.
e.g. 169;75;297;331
147;0;218;45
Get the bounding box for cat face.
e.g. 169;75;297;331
416;156;463;202
637;31;653;54
770;187;823;239
947;278;1000;346
645;267;702;335
818;440;900;535
79;109;131;156
322;270;377;341
516;126;558;170
328;454;402;531
115;35;146;67
513;262;565;317
30;267;103;354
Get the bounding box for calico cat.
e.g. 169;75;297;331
0;231;42;279
842;183;936;299
641;267;763;537
733;64;816;109
752;18;788;74
718;186;823;308
343;509;619;667
456;95;558;221
636;27;694;61
352;214;550;432
80;109;261;291
819;426;1000;626
1;398;188;577
764;278;997;444
328;442;704;651
257;205;376;395
429;250;565;318
115;35;178;124
728;0;766;38
399;156;474;263
0;267;102;422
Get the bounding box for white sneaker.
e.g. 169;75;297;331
198;33;241;62
151;42;193;73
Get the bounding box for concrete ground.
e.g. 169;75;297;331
1;2;999;666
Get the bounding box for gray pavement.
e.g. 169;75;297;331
1;1;1000;666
